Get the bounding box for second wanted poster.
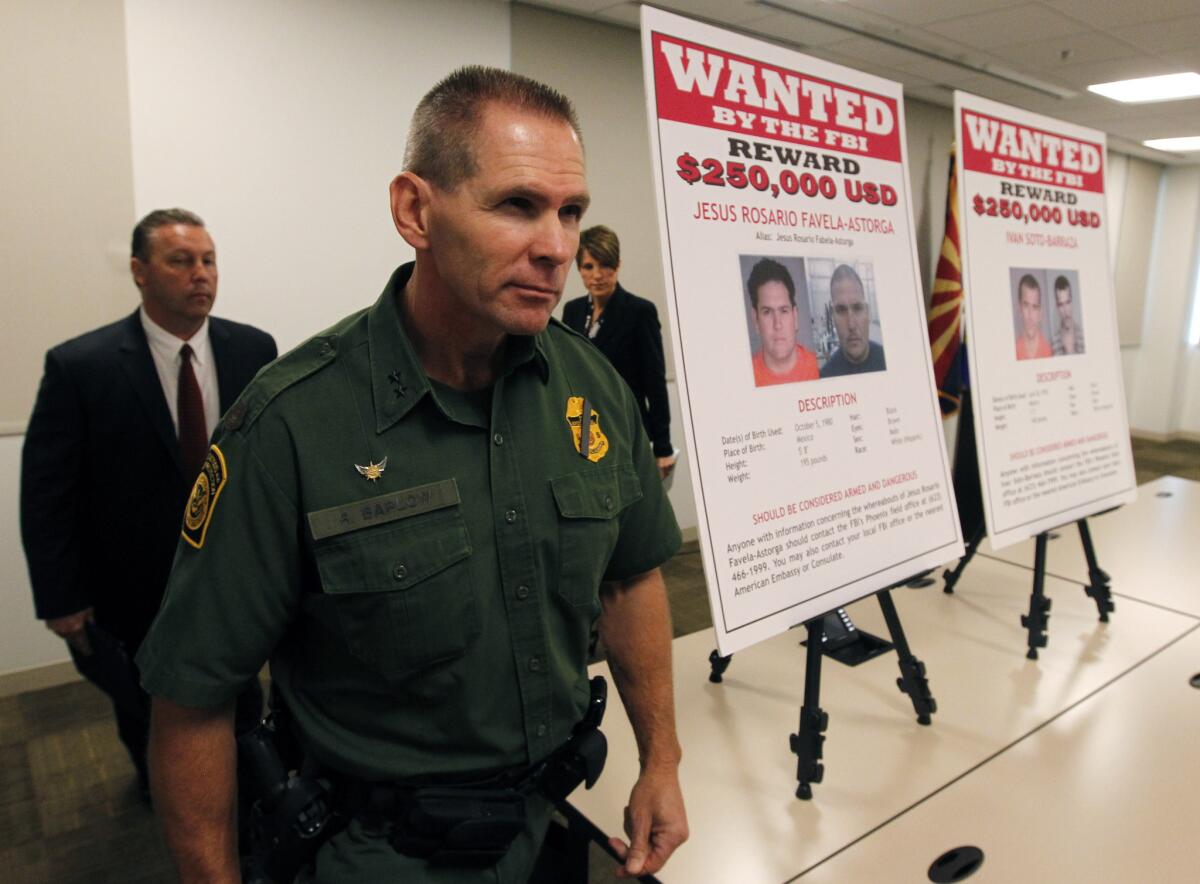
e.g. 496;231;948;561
955;92;1136;550
641;8;962;655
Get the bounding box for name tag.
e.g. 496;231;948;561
307;479;460;540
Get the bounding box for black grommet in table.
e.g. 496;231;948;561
928;845;984;882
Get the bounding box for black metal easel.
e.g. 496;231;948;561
707;583;936;799
941;389;1115;657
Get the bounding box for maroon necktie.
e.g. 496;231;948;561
177;344;207;481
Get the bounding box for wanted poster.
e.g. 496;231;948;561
641;8;962;655
955;92;1136;550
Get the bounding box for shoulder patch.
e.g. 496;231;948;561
182;445;228;549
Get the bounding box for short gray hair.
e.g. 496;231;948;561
404;66;582;191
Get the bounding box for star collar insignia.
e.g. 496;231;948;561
355;456;388;482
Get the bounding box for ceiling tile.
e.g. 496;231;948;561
1159;48;1200;71
922;4;1085;51
842;0;1017;28
646;0;777;26
743;0;910;34
1043;0;1200;29
950;75;1069;109
1107;16;1200;55
528;0;631;13
986;31;1139;72
886;54;1011;88
816;34;950;69
739;11;861;49
805;48;924;88
1103;112;1193;140
527;0;1200;149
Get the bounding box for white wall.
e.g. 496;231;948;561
1;0;512;683
0;0;136;431
0;437;72;682
1127;166;1200;436
124;0;510;354
1;0;140;686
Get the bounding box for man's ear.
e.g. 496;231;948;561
390;172;433;250
130;257;146;290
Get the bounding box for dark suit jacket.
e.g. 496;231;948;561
20;310;277;649
562;285;673;457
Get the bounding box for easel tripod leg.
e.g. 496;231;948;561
1021;533;1052;659
943;523;986;594
790;618;828;800
708;650;733;683
1077;518;1114;622
877;589;936;725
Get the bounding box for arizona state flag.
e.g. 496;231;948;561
928;153;965;416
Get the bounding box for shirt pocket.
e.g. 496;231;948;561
549;463;643;611
311;507;478;681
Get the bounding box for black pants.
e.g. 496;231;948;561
69;622;264;787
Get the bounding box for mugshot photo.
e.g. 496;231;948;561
740;255;819;387
1047;269;1084;356
806;258;886;377
1010;268;1051;360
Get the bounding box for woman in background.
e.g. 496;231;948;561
563;225;676;479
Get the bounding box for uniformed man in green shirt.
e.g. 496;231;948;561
137;66;688;882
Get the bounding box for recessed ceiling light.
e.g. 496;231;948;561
1088;72;1200;103
1142;136;1200;152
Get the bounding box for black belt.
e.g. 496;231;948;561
327;676;608;866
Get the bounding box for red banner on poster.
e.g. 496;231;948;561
959;109;1104;193
651;32;902;162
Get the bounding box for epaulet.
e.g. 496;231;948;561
220;333;339;434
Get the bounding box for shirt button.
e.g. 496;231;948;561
536;723;547;737
604;494;614;511
528;656;542;672
493;433;504;446
516;584;530;600
392;563;407;581
505;509;517;524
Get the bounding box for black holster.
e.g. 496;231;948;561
237;708;342;883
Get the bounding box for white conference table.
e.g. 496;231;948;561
575;477;1200;882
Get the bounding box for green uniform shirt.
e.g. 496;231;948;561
137;264;681;782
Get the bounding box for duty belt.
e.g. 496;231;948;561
328;676;608;867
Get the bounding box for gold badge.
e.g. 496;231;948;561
565;396;609;463
355;456;388;482
182;445;228;549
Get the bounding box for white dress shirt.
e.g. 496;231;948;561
140;308;220;439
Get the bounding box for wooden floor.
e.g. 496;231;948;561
3;436;1195;883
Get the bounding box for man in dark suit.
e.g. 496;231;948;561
20;208;277;795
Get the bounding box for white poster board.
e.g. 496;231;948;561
955;92;1136;550
641;8;962;655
